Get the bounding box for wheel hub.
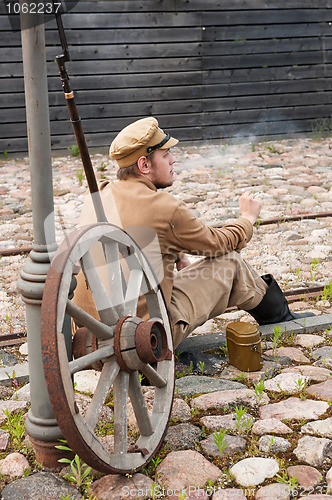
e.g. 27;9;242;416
114;316;172;373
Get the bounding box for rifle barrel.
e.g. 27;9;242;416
53;5;107;223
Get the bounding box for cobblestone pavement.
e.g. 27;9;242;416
0;137;331;335
0;137;331;498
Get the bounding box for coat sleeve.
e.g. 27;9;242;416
164;201;254;257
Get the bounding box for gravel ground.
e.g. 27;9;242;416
0;136;331;336
0;136;331;498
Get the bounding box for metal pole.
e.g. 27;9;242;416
17;0;65;467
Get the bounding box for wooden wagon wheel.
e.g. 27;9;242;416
41;222;174;474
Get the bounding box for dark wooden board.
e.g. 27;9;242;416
203;91;332;112
2;85;331;117
203;64;332;84
202;118;321;140
0;9;331;31
3;76;332;109
3;8;329;31
4;37;332;61
202;104;331;127
202;38;332;56
4;89;332;124
2;9;329;31
0;125;203;153
0;27;202;44
1;102;325;138
202;51;332;70
60;1;332;13
1;1;331;153
3;51;332;79
0;71;203;93
203;78;332;98
4;98;202;123
1;42;203;60
0;57;202;78
204;24;332;41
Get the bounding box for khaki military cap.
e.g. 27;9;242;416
109;117;179;168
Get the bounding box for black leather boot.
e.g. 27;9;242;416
247;274;315;325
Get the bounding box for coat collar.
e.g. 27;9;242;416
122;175;157;192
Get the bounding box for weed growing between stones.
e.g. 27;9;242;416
253;379;265;404
310;258;319;281
4;315;14;335
61;494;97;500
0;413;43;491
104;390;114;410
266;144;282;155
234;405;254;435
4;370;18;390
0;472;6;495
271;326;283;356
175;361;194;379
198;361;206;374
218;342;228;357
235;371;246;383
322;280;332;301
95;417;114;437
213;429;228;456
75;168;85;186
281;329;297;347
311;117;332;140
1;409;25;448
55;441;93;493
294;377;307;400
275;469;298;488
141;445;168;477
295;267;304;282
68;144;80;157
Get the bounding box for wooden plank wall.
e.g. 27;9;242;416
1;0;331;154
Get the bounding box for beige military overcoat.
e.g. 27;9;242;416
75;176;267;346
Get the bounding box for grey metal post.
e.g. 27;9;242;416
17;1;64;467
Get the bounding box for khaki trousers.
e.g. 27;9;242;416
169;251;268;348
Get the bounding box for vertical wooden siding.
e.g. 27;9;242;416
0;0;331;154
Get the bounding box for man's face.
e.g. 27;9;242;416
147;148;176;189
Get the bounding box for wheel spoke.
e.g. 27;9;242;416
113;370;129;454
128;371;153;436
85;358;119;429
124;268;143;316
104;240;125;317
66;300;114;340
69;345;114;375
140;364;167;388
81;251;118;325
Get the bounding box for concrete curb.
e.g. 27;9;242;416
177;313;332;353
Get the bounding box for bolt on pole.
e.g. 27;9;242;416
17;0;65;467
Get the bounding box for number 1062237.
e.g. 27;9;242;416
6;2;61;14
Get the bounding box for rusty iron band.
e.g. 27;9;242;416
113;316;133;373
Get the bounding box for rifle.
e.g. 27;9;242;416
53;1;107;223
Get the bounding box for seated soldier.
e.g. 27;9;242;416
74;117;312;348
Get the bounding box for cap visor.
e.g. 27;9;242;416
160;136;178;149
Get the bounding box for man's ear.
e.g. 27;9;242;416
137;156;151;174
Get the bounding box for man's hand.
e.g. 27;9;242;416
176;254;191;271
239;191;262;225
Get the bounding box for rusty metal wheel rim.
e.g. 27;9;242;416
41;223;174;474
